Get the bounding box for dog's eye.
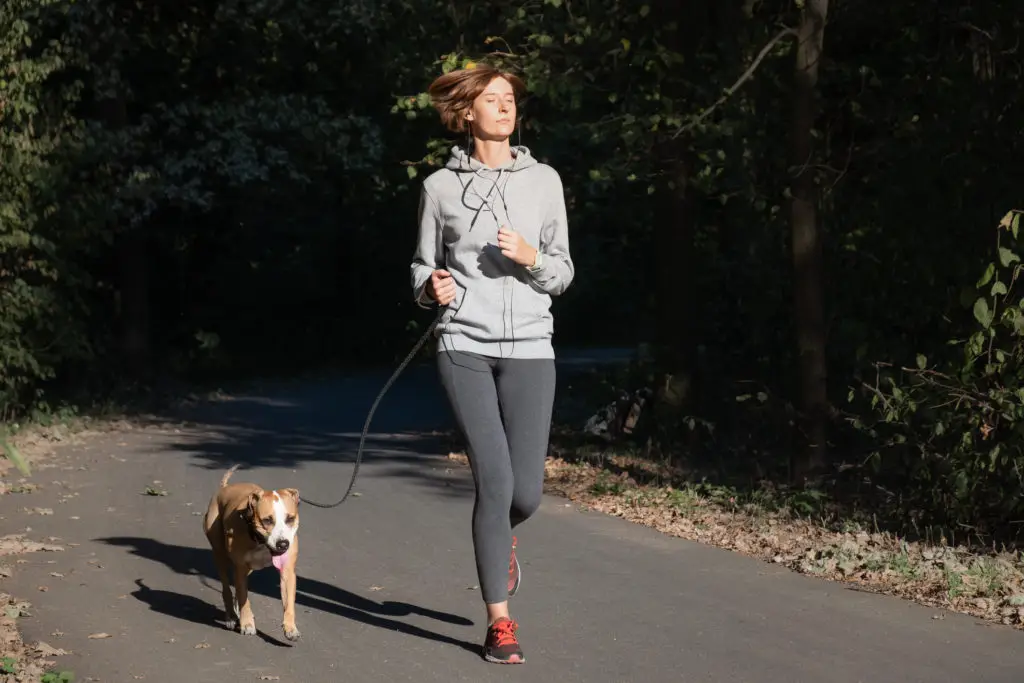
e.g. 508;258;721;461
285;515;296;525
261;516;274;526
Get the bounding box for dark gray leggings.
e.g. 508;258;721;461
437;350;556;604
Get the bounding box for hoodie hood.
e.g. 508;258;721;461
445;144;539;173
442;144;539;235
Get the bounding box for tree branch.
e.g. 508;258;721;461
671;27;797;140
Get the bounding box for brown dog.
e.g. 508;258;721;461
203;465;301;641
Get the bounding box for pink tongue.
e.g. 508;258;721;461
272;548;289;571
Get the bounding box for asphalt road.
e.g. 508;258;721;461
1;358;1023;682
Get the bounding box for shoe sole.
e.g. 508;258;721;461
484;652;526;664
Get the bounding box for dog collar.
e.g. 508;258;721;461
246;519;266;546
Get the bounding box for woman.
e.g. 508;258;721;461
409;61;574;664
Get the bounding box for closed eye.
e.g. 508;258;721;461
261;516;274;526
285;515;297;525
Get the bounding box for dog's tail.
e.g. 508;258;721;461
219;464;241;488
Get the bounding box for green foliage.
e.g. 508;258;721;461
1;436;30;476
0;0;1022;540
851;211;1024;534
0;0;93;414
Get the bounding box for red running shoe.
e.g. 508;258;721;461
483;617;525;664
508;535;521;597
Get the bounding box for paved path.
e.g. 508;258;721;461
1;359;1023;682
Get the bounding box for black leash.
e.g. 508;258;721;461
299;309;443;509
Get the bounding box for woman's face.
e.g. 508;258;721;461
467;76;517;141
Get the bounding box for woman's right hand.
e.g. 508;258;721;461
426;269;456;306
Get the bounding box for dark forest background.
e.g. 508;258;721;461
3;0;1023;541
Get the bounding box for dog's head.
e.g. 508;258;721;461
244;488;300;556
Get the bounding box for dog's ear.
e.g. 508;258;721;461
279;488;300;506
243;490;261;521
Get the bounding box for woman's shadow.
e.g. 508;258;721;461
100;536;479;655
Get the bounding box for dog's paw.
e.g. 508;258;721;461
224;618;238;632
240;622;257;636
284;626;301;642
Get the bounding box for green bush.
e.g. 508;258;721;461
852;210;1024;536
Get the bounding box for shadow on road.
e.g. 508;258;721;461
98;535;479;655
131;578;292;647
131;363;481;501
131;358;611;506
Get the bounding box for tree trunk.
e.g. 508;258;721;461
100;93;151;379
652;152;698;451
789;0;830;481
118;225;151;378
655;155;697;384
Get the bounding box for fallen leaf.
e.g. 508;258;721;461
369;585;383;591
88;632;112;639
0;534;64;554
195;642;210;649
258;676;280;681
33;641;68;656
50;572;64;578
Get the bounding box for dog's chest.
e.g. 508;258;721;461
245;545;273;570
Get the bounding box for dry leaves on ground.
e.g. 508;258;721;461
447;449;1024;629
0;536;64;556
0;535;73;682
1;592;69;683
548;454;1024;628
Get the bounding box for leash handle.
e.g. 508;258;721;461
299;308;444;509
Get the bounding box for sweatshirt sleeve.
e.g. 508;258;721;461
410;186;444;308
526;169;575;296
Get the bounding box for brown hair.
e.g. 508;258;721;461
427;62;527;134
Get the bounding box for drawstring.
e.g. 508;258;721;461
450;149;522;359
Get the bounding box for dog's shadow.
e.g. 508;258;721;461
100;536;478;655
131;578;291;647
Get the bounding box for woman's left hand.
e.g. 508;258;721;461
497;226;538;268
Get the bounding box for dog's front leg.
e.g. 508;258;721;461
280;551;300;641
234;565;256;636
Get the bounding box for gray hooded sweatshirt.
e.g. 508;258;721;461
410;145;575;359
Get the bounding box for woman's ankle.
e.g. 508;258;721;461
486;600;510;626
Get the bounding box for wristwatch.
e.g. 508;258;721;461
528;250;543;272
